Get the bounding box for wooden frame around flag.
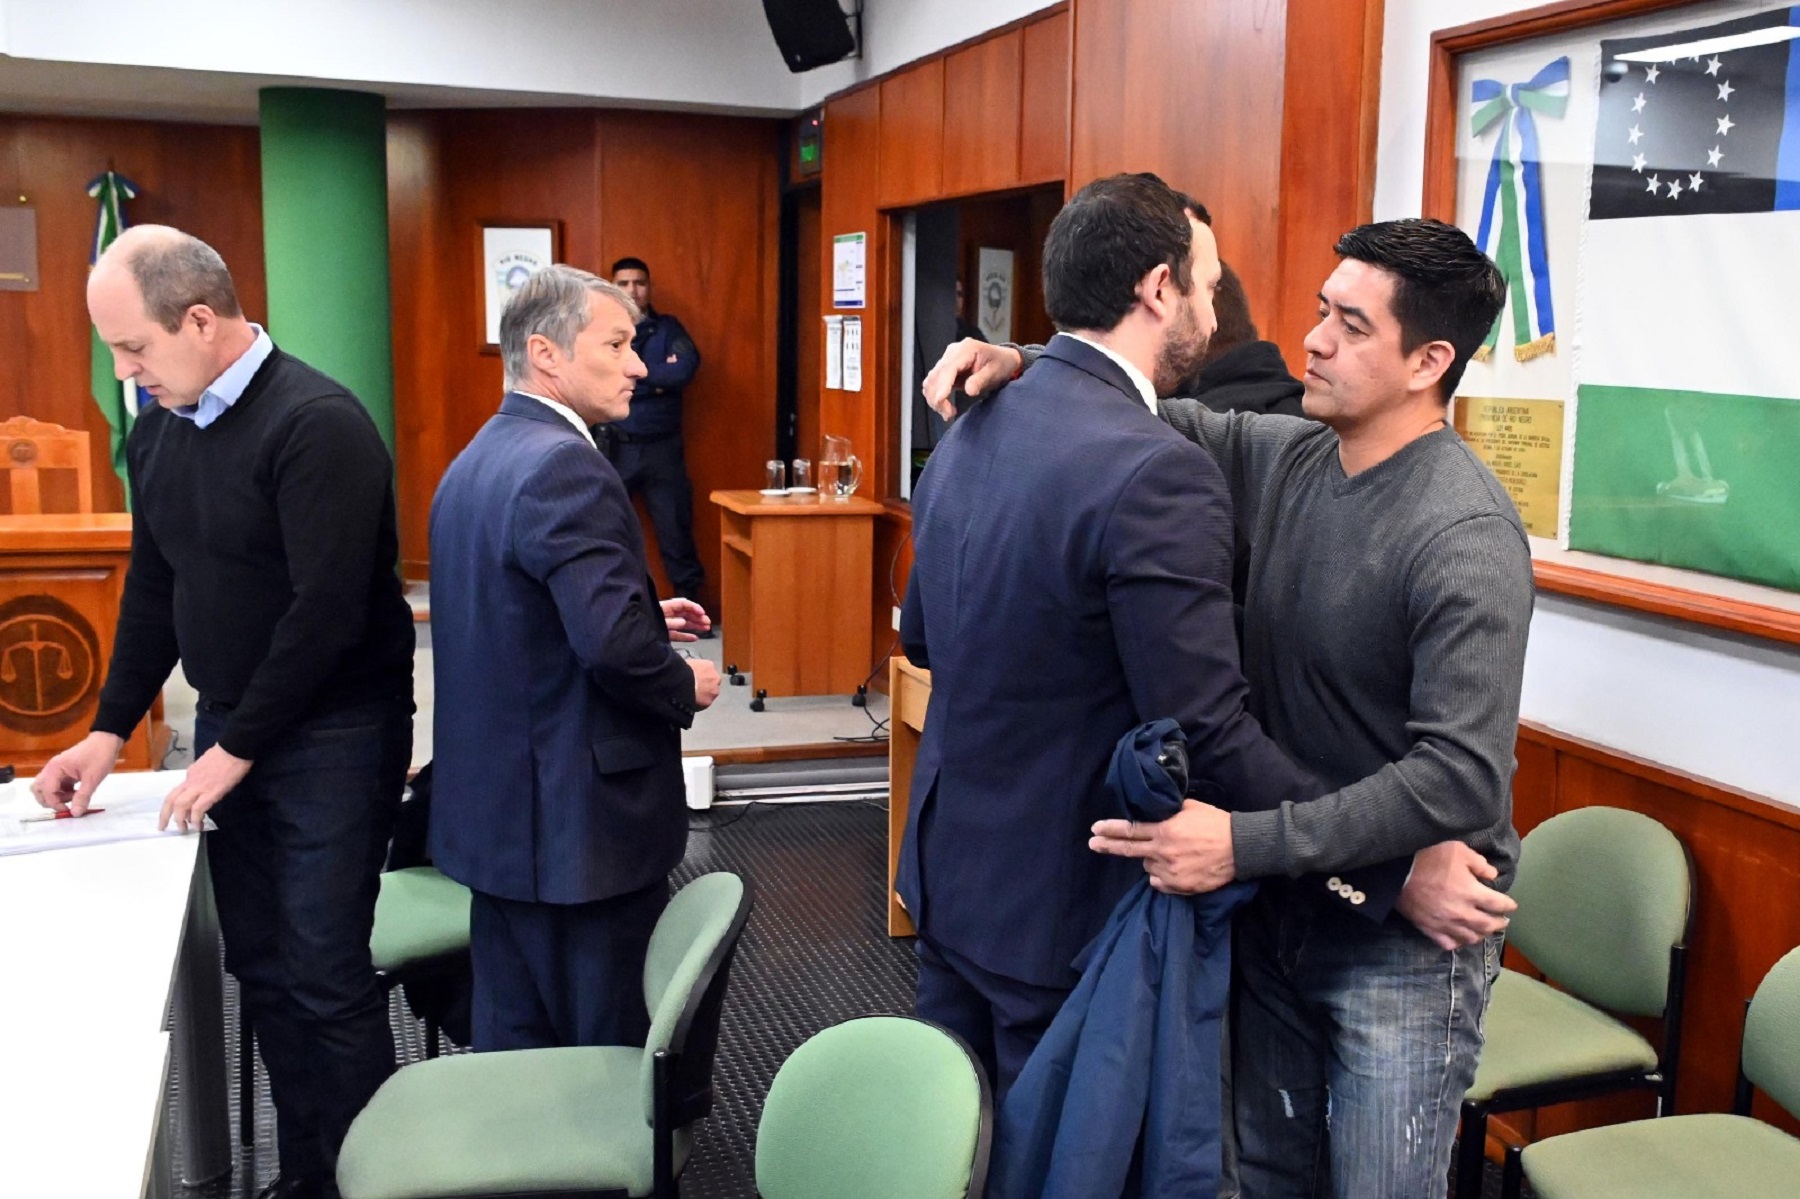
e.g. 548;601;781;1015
1424;0;1800;647
477;219;562;354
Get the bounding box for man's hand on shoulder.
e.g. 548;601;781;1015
1089;798;1236;893
922;340;1025;422
1397;840;1516;951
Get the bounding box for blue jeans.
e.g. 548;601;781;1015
199;698;412;1181
1227;885;1500;1199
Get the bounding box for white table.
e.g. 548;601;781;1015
0;773;230;1194
0;1033;171;1198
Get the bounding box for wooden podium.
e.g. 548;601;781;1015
710;489;883;699
0;514;162;772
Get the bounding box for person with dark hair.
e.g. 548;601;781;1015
1177;261;1306;419
597;256;707;612
896;173;1397;1105
925;216;1528;1198
36;224;416;1199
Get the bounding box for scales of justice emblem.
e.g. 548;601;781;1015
0;595;100;734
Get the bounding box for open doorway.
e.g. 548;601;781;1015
896;183;1062;497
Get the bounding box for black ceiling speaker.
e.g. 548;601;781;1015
763;0;858;73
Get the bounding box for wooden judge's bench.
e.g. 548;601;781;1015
0;513;161;772
0;418;161;773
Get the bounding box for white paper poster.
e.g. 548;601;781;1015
482;226;556;345
842;317;863;391
833;232;867;308
976;246;1014;343
823;316;844;390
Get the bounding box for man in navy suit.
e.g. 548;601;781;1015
898;174;1388;1100
429;265;721;1051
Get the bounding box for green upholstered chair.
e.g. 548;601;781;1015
1500;944;1800;1199
334;871;752;1199
238;865;475;1145
755;1016;992;1199
1453;806;1694;1198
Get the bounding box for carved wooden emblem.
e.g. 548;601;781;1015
0;595;101;734
8;439;37;465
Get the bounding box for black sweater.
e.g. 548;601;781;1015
92;348;414;759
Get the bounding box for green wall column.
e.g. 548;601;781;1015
258;88;396;450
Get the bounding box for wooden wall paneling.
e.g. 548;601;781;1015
1069;0;1286;349
386;113;451;576
596;111;782;617
1272;0;1384;372
942;32;1023;198
0;115;265;514
877;59;945;208
819;86;881;478
1019;10;1071;185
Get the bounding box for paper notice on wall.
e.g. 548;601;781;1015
823;316;844;390
976;246;1014;343
842;317;863;391
833;232;867;308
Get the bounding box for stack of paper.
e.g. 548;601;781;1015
0;770;196;857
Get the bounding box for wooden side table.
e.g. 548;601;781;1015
709;489;884;700
887;653;930;936
0;514;163;771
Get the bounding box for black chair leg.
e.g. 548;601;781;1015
425;1014;441;1060
238;1017;255;1147
1454;1103;1488;1199
1500;1143;1525;1199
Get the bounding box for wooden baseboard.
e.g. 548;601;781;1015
686;740;888;766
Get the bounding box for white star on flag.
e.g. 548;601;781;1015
1669;178;1684;199
1708;145;1724;167
1719;80;1735;101
1646;173;1661;193
1629;124;1645;144
1717;113;1735;136
1705;56;1722;76
1645;64;1660;83
1689;172;1704;192
1632;92;1648;113
1632;152;1648;172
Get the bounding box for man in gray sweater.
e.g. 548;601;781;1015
926;219;1529;1197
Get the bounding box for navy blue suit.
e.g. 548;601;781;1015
429;392;698;1049
897;336;1326;1093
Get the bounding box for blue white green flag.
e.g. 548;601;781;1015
87;169;139;503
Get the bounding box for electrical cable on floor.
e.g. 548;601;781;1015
161;728;186;771
834;530;911;744
689;801;761;831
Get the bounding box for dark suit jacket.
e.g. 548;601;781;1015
896;335;1328;988
427;392;697;905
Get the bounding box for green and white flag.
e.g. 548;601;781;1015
1570;11;1800;590
87;169;139;504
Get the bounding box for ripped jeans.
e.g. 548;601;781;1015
1226;884;1500;1199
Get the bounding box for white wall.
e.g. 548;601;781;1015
798;0;1060;109
0;0;1055;117
1378;0;1800;805
1;0;806;113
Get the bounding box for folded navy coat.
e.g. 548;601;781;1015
991;718;1255;1199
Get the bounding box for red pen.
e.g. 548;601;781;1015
19;807;106;823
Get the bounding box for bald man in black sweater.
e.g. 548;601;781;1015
34;225;413;1199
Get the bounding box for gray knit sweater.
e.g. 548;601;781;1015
1158;402;1531;885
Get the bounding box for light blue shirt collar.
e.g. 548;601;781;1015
170;325;273;428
